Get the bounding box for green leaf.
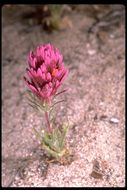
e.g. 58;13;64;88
43;131;53;147
26;91;50;113
49;128;60;152
59;123;69;149
42;143;66;159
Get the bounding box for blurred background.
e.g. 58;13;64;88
2;4;125;32
2;4;125;63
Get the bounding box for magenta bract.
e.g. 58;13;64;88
24;43;68;103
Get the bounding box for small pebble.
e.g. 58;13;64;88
87;50;96;55
110;34;115;39
110;117;119;124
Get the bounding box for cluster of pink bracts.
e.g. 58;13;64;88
24;43;68;103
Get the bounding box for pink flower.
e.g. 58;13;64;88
24;43;68;103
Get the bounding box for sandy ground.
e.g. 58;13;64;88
2;5;125;187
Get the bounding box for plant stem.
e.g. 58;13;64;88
45;111;52;133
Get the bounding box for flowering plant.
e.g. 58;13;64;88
24;43;70;163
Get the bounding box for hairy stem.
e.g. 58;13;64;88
45;111;52;133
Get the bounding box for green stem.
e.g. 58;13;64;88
45;111;52;133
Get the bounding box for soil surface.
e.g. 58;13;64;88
2;5;125;187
